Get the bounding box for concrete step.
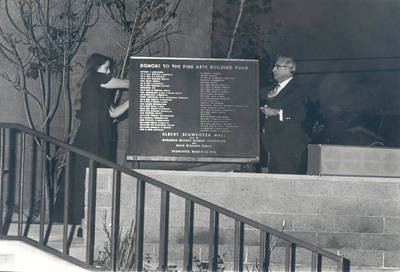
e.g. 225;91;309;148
3;222;86;263
0;240;89;272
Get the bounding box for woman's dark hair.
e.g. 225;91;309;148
83;53;111;76
78;53;113;88
74;53;112;117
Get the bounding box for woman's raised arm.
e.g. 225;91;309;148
101;78;129;89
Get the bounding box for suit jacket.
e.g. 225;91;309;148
259;77;312;173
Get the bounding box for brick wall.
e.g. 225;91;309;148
87;169;400;271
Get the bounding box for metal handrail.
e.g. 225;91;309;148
0;122;350;271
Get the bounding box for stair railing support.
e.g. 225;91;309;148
340;257;350;272
63;151;71;255
234;220;244;272
183;200;194;271
0;128;5;231
86;159;97;265
311;252;322;272
159;190;170;271
18;132;25;236
39;139;47;244
135;179;145;271
209;210;219;272
285;242;296;272
111;170;121;271
260;232;271;272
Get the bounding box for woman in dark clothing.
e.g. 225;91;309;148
62;53;129;225
75;53;129;160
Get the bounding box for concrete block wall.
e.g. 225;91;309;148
86;169;400;271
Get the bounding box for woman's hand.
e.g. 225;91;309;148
109;100;129;118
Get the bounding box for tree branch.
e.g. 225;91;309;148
227;0;246;59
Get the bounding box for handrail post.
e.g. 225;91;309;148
340;257;350;272
0;128;5;231
183;200;194;272
285;242;296;272
311;252;322;272
234;220;244;272
159;190;170;271
260;232;271;272
18;132;25;237
39;139;47;244
63;151;71;255
135;179;145;271
86;160;97;265
111;170;121;271
209;210;219;272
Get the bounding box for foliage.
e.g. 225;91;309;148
241;220;286;272
0;0;98;136
95;213;137;270
0;0;98;236
193;254;225;272
98;0;182;105
95;212;181;271
99;0;181;55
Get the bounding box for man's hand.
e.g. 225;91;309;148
260;105;281;118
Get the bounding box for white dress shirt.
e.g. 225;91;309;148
267;77;293;98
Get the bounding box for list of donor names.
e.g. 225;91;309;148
139;70;188;131
200;72;240;133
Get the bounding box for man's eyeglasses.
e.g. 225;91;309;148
274;64;290;69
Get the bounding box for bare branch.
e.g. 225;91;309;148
70;1;99;57
34;1;64;55
227;0;246;59
1;71;44;113
4;0;28;38
162;0;181;24
43;75;62;129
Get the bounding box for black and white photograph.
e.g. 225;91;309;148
0;0;399;271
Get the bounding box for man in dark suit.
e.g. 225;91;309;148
259;56;311;174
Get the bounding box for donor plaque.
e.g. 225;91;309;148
127;57;259;163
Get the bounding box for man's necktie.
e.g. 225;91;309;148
267;84;280;98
